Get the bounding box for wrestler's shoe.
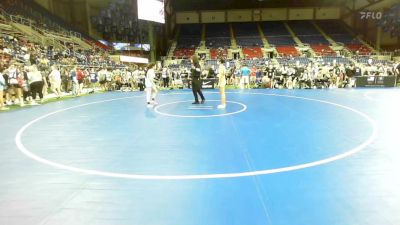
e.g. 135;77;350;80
217;104;226;109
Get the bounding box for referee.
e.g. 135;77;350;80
190;55;205;104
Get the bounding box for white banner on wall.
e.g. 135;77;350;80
120;55;149;64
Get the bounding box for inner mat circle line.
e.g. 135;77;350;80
154;100;247;118
15;92;378;180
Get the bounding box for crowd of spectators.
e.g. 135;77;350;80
378;3;400;37
90;0;141;42
167;57;400;90
2;25;400;112
0;33;151;111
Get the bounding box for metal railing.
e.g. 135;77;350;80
0;6;87;48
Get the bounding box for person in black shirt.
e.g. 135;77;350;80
190;55;205;104
354;65;362;77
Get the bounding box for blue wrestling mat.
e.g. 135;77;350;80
0;88;399;225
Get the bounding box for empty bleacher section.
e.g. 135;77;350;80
205;23;231;48
205;23;230;59
210;48;228;59
345;44;372;55
319;56;351;65
287;20;335;56
204;58;270;70
174;48;196;59
353;56;388;65
288;21;329;45
311;45;336;56
275;46;299;57
242;47;263;59
277;57;311;66
174;24;202;58
261;21;299;57
242;58;271;67
261;21;295;45
317;20;371;55
233;22;263;46
169;19;381;62
232;22;263;59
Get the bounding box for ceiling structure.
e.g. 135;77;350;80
169;0;343;11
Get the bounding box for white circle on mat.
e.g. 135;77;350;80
15;92;378;180
154;100;247;118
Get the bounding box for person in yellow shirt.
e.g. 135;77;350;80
217;58;227;109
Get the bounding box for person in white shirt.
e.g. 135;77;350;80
131;67;139;90
145;63;158;107
48;66;62;98
6;63;24;106
123;68;132;91
217;58;227;109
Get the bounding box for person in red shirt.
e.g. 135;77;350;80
76;67;85;95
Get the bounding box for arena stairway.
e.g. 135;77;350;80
0;17;13;33
229;24;238;48
340;22;377;54
283;22;304;47
70;36;93;50
10;22;66;50
168;25;181;58
311;21;337;46
201;24;206;48
257;23;270;49
167;41;177;58
0;16;24;39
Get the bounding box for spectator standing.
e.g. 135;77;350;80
70;67;79;96
190;55;205;104
217;58;227;109
145;63;158;107
48;66;62;98
240;64;250;89
161;67;169;88
61;67;70;93
98;67;108;91
27;65;44;104
76;67;85;95
0;68;9;110
89;68;98;92
6;63;24;106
